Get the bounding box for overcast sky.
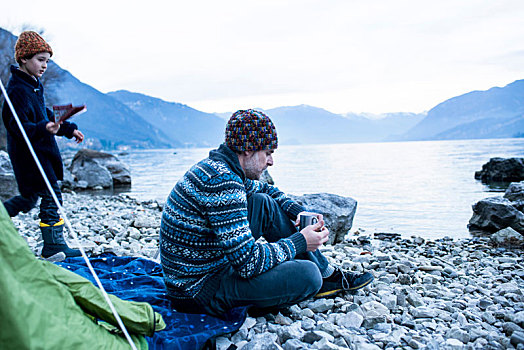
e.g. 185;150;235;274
2;0;523;115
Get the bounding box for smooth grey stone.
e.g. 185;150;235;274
505;181;524;201
475;158;524;183
290;193;357;245
289;304;302;318
362;316;386;329
71;149;131;186
406;293;425;307
373;322;392;333
300;318;316;331
282;338;310;350
302;330;333;344
478;299;493;310
511;331;524;346
274;313;293;326
491;227;524;248
446;326;470;344
277;322;304;343
231;328;248;343
259;169;274;185
307;299;334;313
397;293;407;307
0;150;18;200
301;308;315;318
335;311;363;329
361;301;389;317
311;337;339;350
243;333;282;350
411;307;437;318
503;322;523;336
468;327;489;342
381;294;397;310
493;296;511;307
469;196;524;235
70;156;113;189
215;336;233;350
445;338;464;350
510;311;524;328
333;337;349;348
398;264;412;274
408;339;425;349
317;320;336;334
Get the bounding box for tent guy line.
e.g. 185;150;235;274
0;77;138;350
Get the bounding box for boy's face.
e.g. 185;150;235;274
20;52;51;78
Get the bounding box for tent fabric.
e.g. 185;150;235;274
0;202;158;349
58;255;248;350
46;262;166;337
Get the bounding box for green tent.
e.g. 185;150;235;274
0;203;165;349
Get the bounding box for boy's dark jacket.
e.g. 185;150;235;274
2;65;77;196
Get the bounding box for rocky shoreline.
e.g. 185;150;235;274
9;192;524;350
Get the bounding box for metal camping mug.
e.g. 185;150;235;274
299;214;318;230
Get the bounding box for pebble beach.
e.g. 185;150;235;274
10;192;524;350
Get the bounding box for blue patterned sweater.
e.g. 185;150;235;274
160;144;307;306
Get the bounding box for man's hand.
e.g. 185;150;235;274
46;121;60;134
300;219;329;252
72;129;84;143
295;211;324;227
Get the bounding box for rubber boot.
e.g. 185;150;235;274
40;219;81;258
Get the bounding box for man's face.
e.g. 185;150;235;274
243;149;274;180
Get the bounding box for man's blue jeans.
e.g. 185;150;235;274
202;193;332;316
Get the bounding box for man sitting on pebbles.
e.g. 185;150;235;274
160;109;374;317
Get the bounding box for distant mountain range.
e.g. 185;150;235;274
1;27;523;150
263;106;424;144
53;71;174;149
398;79;524;141
108;90;226;148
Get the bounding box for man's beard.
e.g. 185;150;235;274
244;167;262;180
243;154;263;180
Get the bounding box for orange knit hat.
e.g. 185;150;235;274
15;31;53;63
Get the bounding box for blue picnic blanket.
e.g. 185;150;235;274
57;255;247;350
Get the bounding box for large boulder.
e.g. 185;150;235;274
70;157;113;189
70;149;131;188
260;169;274;185
475;158;524;183
289;193;357;245
491;227;524;248
0;150;18;200
505;181;524;202
60;165;76;189
468;196;524;236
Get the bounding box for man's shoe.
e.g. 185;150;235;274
315;268;374;298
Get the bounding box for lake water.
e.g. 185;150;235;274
116;138;524;240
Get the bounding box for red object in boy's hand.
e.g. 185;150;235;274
52;104;87;123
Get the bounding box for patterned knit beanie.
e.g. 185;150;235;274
225;109;278;152
15;31;53;63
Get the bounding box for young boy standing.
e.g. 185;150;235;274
2;31;84;257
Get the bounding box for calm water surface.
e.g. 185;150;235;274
117;138;524;240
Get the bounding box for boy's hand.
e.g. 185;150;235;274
46;122;60;134
72;129;84;144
